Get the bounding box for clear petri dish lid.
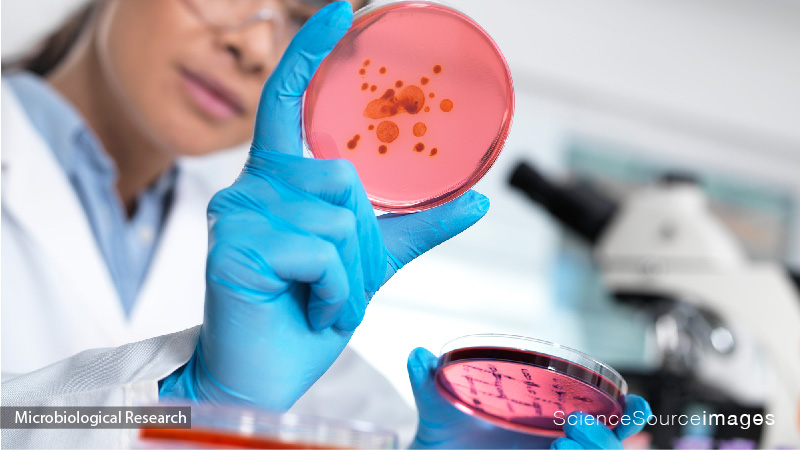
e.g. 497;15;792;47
435;334;628;437
304;0;514;212
138;403;398;449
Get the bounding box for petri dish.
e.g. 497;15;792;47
304;1;514;212
435;334;628;437
138;403;398;449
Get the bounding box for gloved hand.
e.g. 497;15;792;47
159;1;490;411
407;348;651;449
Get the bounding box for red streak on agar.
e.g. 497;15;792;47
376;121;400;143
440;99;454;112
359;68;366;75
140;428;343;450
430;148;438;157
379;67;387;74
433;64;442;74
346;134;361;150
413;122;427;137
436;347;626;435
414;142;425;153
421;77;429;85
378;145;388;154
364;86;426;119
363;59;371;66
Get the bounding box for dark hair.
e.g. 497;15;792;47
2;2;97;76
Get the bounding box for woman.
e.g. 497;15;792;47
3;0;360;371
2;1;647;448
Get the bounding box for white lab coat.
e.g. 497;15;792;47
1;82;416;448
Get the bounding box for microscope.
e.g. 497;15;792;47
509;161;800;448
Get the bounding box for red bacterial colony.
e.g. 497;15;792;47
377;121;400;143
440;99;454;112
347;134;361;150
349;62;454;156
365;86;425;118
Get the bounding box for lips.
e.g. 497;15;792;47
179;67;247;121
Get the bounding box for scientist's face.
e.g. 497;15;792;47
94;0;361;156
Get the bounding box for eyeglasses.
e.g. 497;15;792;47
181;0;323;45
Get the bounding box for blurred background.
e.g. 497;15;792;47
4;1;800;447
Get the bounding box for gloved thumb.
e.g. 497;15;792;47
379;190;489;285
614;394;651;440
408;347;471;447
407;347;453;419
251;1;353;157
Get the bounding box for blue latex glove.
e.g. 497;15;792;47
407;348;651;449
159;1;490;411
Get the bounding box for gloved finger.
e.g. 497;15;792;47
613;394;651;441
269;228;351;330
226;180;367;331
562;412;622;450
240;153;385;292
209;211;351;329
550;438;586;450
251;1;353;156
407;347;455;420
378;190;490;286
270;202;367;332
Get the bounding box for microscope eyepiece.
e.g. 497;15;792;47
509;161;617;244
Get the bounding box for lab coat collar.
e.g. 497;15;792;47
2;80;214;342
2;80;126;333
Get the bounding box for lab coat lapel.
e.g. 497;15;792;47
128;166;211;339
1;84;126;336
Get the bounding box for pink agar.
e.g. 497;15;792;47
435;347;626;437
303;1;514;212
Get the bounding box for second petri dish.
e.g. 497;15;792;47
304;1;514;212
435;334;628;437
138;404;398;449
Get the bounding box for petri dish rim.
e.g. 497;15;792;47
435;334;628;437
439;334;628;395
302;0;514;213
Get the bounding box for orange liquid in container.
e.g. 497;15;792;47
141;428;347;449
304;1;514;212
137;405;396;449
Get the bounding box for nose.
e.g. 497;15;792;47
214;21;280;75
